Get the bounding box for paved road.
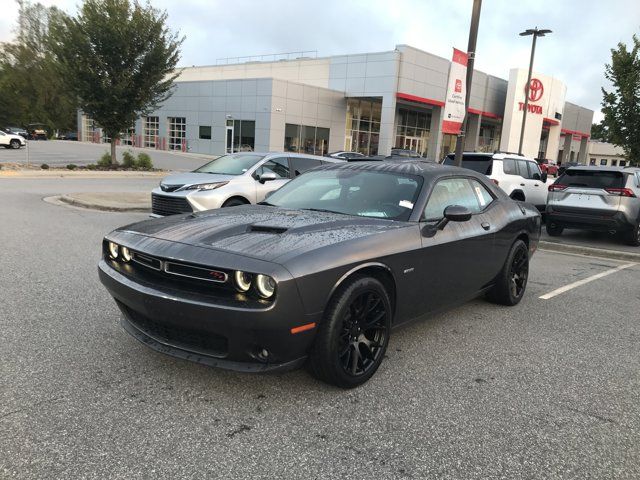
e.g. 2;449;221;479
0;140;210;171
1;177;639;479
540;227;640;254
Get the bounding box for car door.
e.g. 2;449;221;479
416;176;497;314
253;156;291;202
523;160;548;208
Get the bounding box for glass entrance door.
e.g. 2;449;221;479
404;136;422;154
225;126;234;153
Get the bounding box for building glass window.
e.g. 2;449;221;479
394;107;431;156
619;160;627;167
479;121;501;153
440;134;458;159
232;120;255;151
199;126;211;140
611;159;618;167
144;116;159;148
590;157;596;166
284;123;330;156
346;99;382;156
81;115;95;142
600;159;607;166
168;117;186;151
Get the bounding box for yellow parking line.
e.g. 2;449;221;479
539;263;637;300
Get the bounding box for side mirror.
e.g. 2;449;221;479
541;172;548;183
432;205;472;232
259;172;277;184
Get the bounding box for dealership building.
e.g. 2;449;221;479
78;44;594;162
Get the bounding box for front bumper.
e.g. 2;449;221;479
99;260;319;372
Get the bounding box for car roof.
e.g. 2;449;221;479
446;152;534;161
564;166;629;172
314;159;484;178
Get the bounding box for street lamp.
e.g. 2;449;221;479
517;27;552;156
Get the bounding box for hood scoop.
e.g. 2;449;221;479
247;225;288;234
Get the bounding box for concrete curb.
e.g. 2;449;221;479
538;240;640;262
0;170;165;178
56;195;150;213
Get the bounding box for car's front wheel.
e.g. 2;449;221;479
222;197;248;207
10;139;21;149
487;239;529;306
546;222;563;236
310;275;391;388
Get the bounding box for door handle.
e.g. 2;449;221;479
481;222;490;231
520;183;525;186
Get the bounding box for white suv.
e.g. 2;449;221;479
443;152;549;211
0;129;26;149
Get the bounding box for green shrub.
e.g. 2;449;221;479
97;152;115;168
66;164;78;170
136;152;153;170
40;163;49;169
86;163;97;170
122;150;136;168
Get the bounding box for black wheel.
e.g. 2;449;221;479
310;276;391;388
487;240;529;306
10;139;21;149
222;198;247;207
626;222;640;247
546;222;563;236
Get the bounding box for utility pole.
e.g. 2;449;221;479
517;27;552;156
453;0;482;167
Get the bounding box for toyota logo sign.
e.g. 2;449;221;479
527;78;544;102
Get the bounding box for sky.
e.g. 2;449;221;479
2;0;639;123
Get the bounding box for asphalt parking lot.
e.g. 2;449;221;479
1;176;639;479
0;140;208;171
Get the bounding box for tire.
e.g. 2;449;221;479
546;222;563;236
487;239;529;306
222;198;247;207
10;139;21;149
309;275;391;388
626;222;640;247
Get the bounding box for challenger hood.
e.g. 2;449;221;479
120;205;410;263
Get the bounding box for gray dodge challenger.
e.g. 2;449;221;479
99;161;541;387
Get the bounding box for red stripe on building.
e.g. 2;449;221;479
560;128;590;138
396;92;445;107
543;117;560;126
467;108;502;119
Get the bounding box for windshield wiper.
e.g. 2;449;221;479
257;201;275;206
302;208;347;215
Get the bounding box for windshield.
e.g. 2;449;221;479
443;154;493;175
194;153;265;175
557;170;624;189
265;169;423;221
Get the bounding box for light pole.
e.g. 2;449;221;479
453;0;482;167
517;27;552;156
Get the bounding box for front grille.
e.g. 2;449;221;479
160;184;183;192
121;303;228;358
151;193;192;216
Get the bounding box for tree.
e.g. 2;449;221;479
0;1;76;132
50;0;183;163
590;121;611;142
601;34;640;165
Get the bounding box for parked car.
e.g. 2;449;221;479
390;148;421;158
443;152;548;212
151;152;344;216
557;161;579;176
537;158;559;177
100;160;541;387
26;124;48;140
546;166;640;246
0;129;27;149
327;151;365;160
4;126;28;139
57;131;78;141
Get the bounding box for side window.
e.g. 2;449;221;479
469;179;494;209
527;161;542;179
502;159;517;175
515;160;531;179
290;157;322;176
254;157;290;179
423;178;481;220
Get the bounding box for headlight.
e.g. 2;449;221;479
108;241;119;259
121;247;132;262
255;274;276;299
233;270;253;292
180;182;229;191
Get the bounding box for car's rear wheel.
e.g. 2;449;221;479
487;240;529;306
10;139;21;149
310;276;391;388
626;222;640;247
546;222;563;236
222;197;247;207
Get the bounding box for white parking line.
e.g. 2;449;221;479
539;263;637;300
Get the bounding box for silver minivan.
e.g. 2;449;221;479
151;152;344;216
546;166;640;246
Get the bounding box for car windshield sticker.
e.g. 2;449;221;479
475;186;486;206
399;200;414;209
